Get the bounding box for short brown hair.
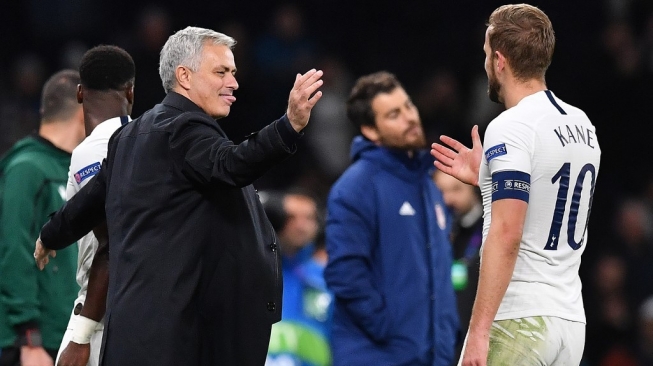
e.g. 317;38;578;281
487;4;555;81
346;71;403;129
40;69;81;123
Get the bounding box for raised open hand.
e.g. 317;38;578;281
431;125;483;186
286;69;324;132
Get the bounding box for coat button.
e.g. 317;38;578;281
269;243;277;252
266;302;276;312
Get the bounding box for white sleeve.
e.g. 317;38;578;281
483;119;533;175
65;167;77;201
483;119;534;202
67;138;109;198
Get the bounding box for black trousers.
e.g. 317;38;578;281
0;346;58;366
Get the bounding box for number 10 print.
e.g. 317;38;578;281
544;163;597;251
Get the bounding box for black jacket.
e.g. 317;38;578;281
41;92;301;365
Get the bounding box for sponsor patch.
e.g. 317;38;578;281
74;162;101;184
485;143;507;162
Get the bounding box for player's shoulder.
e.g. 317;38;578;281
528;90;592;122
70;138;104;166
487;110;535;139
72;118;125;158
91;117;128;139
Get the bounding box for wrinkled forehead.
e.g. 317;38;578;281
199;43;236;68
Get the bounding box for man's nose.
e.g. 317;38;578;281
227;75;239;90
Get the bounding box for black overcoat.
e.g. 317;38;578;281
41;92;300;365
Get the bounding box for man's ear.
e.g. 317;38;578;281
495;50;507;73
125;85;135;105
361;124;380;144
77;84;83;104
176;66;192;91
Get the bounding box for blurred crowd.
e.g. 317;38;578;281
1;0;652;365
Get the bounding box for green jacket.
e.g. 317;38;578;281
0;135;79;350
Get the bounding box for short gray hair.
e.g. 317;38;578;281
159;26;236;93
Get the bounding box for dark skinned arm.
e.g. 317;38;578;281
80;221;109;322
57;222;109;366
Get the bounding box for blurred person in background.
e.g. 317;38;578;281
433;169;483;363
0;69;84;366
252;3;318;191
415;70;467;148
612;199;653;307
325;71;459;366
124;5;171;117
302;54;356;192
0;54;47;155
263;189;333;366
584;254;637;366
637;296;653;365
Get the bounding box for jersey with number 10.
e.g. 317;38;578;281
479;90;601;323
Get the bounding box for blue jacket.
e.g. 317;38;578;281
266;245;334;366
325;137;459;366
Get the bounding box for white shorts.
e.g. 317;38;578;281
55;313;104;366
458;316;585;366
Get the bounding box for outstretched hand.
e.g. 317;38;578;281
431;125;483;186
34;237;56;270
286;69;324;132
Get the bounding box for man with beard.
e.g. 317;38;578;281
431;4;601;365
324;71;459;366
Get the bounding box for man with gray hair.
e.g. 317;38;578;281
35;26;323;366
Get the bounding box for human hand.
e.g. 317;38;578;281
56;341;91;366
20;345;54;366
286;69;324;132
431;125;483;186
34;237;56;270
459;332;489;366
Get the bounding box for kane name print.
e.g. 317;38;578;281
553;125;596;148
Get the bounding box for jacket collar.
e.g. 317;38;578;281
162;91;206;115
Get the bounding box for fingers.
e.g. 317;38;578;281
34;246;55;270
37;257;47;271
431;143;458;162
434;160;454;175
296;69;322;88
303;76;324;98
307;91;323;106
294;69;323;96
295;70;323;104
286;69;324;131
439;135;467;152
471;125;482;148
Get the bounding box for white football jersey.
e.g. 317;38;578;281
479;91;600;323
66;116;130;325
